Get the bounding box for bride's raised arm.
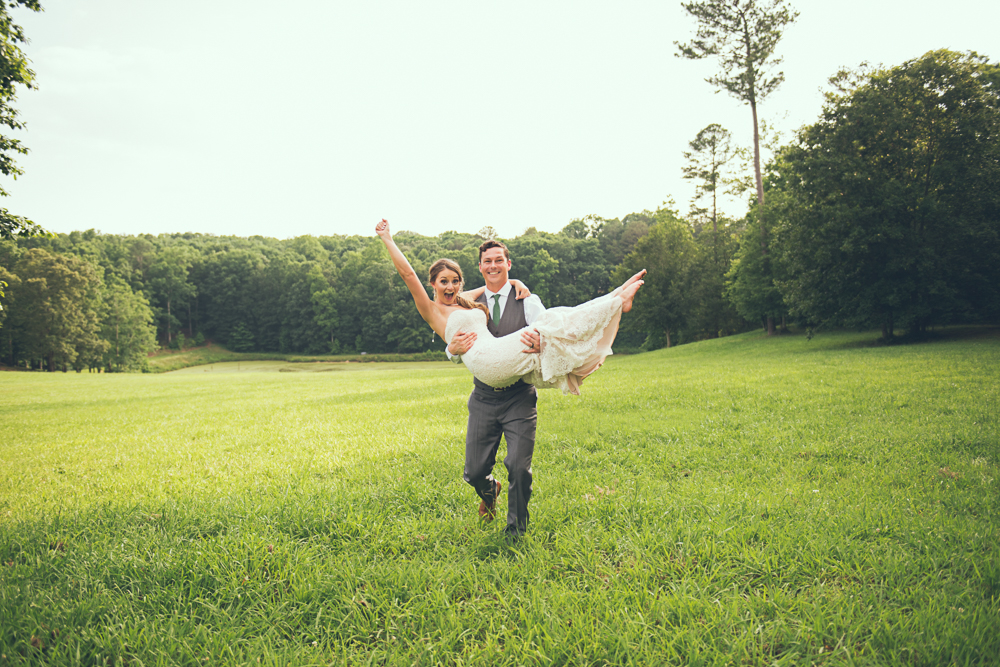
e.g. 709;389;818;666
375;219;448;337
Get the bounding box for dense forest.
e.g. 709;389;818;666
0;210;691;371
1;50;998;372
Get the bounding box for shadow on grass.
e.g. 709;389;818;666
798;324;1000;352
894;324;1000;344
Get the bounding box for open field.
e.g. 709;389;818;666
1;328;998;665
165;360;456;375
145;344;448;374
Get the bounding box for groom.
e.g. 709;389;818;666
447;239;544;540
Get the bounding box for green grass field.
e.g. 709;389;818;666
2;328;998;666
145;344;447;373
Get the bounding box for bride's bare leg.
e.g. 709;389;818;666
619;279;643;313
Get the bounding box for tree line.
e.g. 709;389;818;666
0;212;727;371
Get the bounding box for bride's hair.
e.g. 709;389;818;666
427;259;489;315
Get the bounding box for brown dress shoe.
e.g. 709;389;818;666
478;480;502;521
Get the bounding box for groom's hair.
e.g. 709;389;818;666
478;240;510;262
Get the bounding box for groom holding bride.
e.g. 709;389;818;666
375;218;643;543
446;240;545;542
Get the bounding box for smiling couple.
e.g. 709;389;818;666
375;220;644;542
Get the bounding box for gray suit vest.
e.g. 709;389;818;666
476;289;527;337
472;288;530;392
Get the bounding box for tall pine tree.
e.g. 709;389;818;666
676;0;798;335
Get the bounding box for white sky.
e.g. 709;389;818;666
6;0;999;240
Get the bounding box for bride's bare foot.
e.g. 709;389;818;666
610;269;647;297
622;269;646;289
620;279;643;313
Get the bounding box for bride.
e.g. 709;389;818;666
376;219;643;395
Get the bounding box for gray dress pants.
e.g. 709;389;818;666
463;381;537;535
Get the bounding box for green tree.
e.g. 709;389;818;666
311;285;343;353
559;219;591;240
508;228;609;308
594;213;653;267
194;247;271;351
129;236;155;288
776;50;1000;340
263;254;327;353
0;1;44;242
612;208;698;348
676;0;798;335
522;247;559;304
100;281;158;371
148;246;197;344
681;126;744;338
2;248;107;371
330;240;434;354
682;123;734;232
0;264;17;362
726;203;787;329
307;261;341;353
288;235;327;262
227;321;255;352
688;223;745;339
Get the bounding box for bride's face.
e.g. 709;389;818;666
433;269;462;306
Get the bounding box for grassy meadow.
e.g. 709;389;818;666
145;344;447;374
1;328;998;666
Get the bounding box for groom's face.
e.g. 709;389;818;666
479;247;511;291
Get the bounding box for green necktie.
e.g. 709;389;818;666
491;294;502;323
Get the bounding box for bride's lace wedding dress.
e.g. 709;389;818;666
444;291;624;395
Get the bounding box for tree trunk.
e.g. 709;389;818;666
711;168;718;234
781;315;787;333
665;329;672;348
751;99;765;210
47;354;54;372
166;298;172;343
751;90;777;342
882;310;894;342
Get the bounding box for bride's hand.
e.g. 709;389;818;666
510;279;532;300
520;329;540;354
375;218;391;239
